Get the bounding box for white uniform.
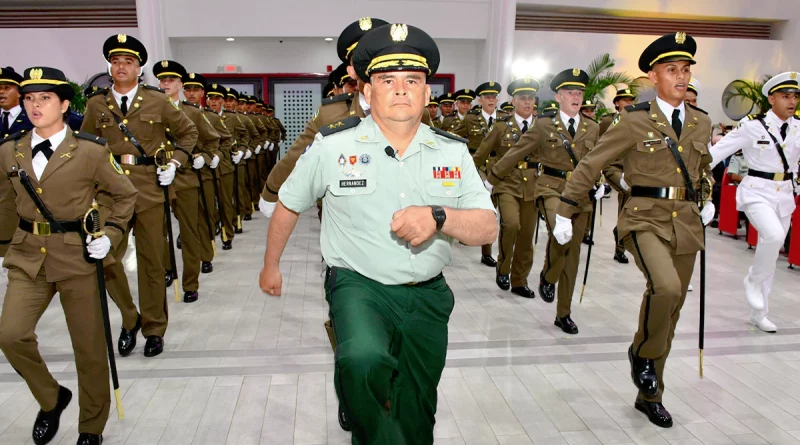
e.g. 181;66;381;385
710;110;800;321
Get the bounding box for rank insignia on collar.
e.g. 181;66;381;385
656;122;667;127
60;153;72;159
329;121;344;129
687;123;696;129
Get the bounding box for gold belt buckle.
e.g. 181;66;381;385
33;221;51;236
565;171;572;180
517;161;526;170
119;154;136;165
667;187;686;200
774;173;785;181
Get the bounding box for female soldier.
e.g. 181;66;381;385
0;67;137;445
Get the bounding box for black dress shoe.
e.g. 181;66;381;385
118;314;141;357
76;433;103;445
481;255;497;267
215;224;221;236
234;227;243;234
254;203;260;211
32;386;72;445
165;273;174;288
613;251;629;264
582;236;594;246
183;291;199;303
222;240;232;250
338;404;351;432
243;214;252;221
176;234;181;250
554;315;578;334
511;286;535;299
635;396;673;428
539;272;555;303
496;273;510;291
201;261;213;274
628;345;659;397
143;336;164;358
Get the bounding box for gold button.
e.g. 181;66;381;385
134;103;140;108
571;143;576;148
102;125;107;129
676;168;681;173
649;147;654;152
125;169;130;175
678;146;683;153
124;137;129;142
36;187;43;194
634;207;639;211
672;211;678;217
150;120;154;124
40;247;47;254
122;119;128;125
523;177;528;182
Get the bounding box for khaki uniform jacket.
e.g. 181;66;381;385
430;115;442;129
261;115;280;144
222;110;249;164
204;108;234;178
473;115;537;200
441;114;461;133
81;85;198;213
261;91;432;202
241;114;261;151
249;113;269;147
0;131;137;280
174;101;220;192
454;109;511;152
598;113;615;137
489;110;600;211
556;101;712;255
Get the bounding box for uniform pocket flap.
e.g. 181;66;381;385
623;197;656;212
141;113;162;124
425;180;464;198
10;229;26;245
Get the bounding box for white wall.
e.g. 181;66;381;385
516;0;785;20
514;31;787;123
0;27;139;83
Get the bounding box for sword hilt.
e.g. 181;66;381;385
82;202;105;239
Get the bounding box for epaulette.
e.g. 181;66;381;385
321;92;354;105
87;87;108;98
539;109;558;118
687;103;708;115
467;109;481;115
142;84;165;93
0;130;26;145
497;109;511;117
72;131;107;146
431;126;468;144
182;100;200;109
497;115;513;122
624;101;651;112
319;115;361;137
746;113;766;121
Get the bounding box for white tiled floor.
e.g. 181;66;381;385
2;192;800;444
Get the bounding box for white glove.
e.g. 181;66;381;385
244;149;253;159
701;202;715;226
210;154;220;169
620;174;630;192
593;186;604;201
86;235;111;260
259;197;277;218
553;214;573;245
158;163;177;186
232;151;244;164
269;142;275;151
192;156;206;170
483;180;494;192
0;257;7;282
255;145;262;155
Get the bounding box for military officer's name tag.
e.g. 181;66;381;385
642;139;662;146
339;179;367;188
755;140;770;145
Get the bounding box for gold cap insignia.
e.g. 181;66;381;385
117;34;127;43
523;77;530;83
226;87;230;92
675;32;686;44
212;83;217;89
189;73;195;79
359;17;372;31
465;89;470;93
30;68;43;81
489;81;495;87
791;72;798;80
625;89;631;94
390;24;408;42
0;68;3;75
161;60;169;68
572;68;580;76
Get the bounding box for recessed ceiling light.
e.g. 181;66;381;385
324;37;333;41
226;37;235;41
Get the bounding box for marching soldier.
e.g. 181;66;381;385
474;78;540;298
0;66;137;445
600;88;637;264
183;72;229;272
441;88;474;133
207;83;239;250
81;34;199;358
500;101;515;113
709;72;800;333
553;32;714;428
487;68;603;335
580;100;597;120
260;24;497;444
323;83;336;98
437;92;456;128
427;95;440;127
224;88;251;229
239;95;264;219
685;77;699;107
153;61;220;303
245;95;269;212
264;104;286;175
255;101;276;189
1;67;33;139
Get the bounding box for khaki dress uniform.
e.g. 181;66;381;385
81;84;198;337
221;107;248;233
489;103;600;322
239;111;260;216
474;114;538;289
440;113;460;133
0;128;137;435
245;105;268;206
601;107;634;261
201;106;233;254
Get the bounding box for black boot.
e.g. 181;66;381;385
613;251;629;264
144;336;164;358
539;272;555;303
201;261;213;274
635;396;673;428
554;315;578;334
165;273;174;288
118;314;141;357
176;234;181;250
582;235;594;246
183;291;199;303
628;345;658;397
222;240;232;250
76;433;103;444
511;286;535;299
496;272;510;291
243;214;252;221
32;386;72;445
480;255;497;267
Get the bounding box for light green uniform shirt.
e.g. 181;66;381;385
279;116;495;285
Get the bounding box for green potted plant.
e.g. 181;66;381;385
584;53;638;120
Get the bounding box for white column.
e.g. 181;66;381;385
135;0;171;85
479;0;517;101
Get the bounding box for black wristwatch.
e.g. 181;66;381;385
431;205;446;231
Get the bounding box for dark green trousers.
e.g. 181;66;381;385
325;267;455;445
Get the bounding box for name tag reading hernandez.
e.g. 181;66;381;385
340;179;367;188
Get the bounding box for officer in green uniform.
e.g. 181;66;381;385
487;69;604;335
553;32;714;428
259;23;496;445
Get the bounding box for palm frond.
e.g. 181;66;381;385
582;54;638;104
586;54;615;81
722;75;773;114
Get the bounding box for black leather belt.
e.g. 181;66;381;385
748;169;794;182
19;218;82;236
404;273;444;287
630;186;693;201
517;161;539;170
541;165;571;180
114;154;155;166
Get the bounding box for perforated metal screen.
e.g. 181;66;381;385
275;83;322;158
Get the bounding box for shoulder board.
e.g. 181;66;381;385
540;109;558;118
72;131;107;146
87;87;108;98
321;92;354;105
746;113;766;121
319;115;361;137
687;103;708;115
182;100;200;109
0;130;26;145
467;109;481;115
497;110;511;117
794;115;800;121
497;115;513;122
142;84;165;93
624;101;650;112
431;126;468;144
